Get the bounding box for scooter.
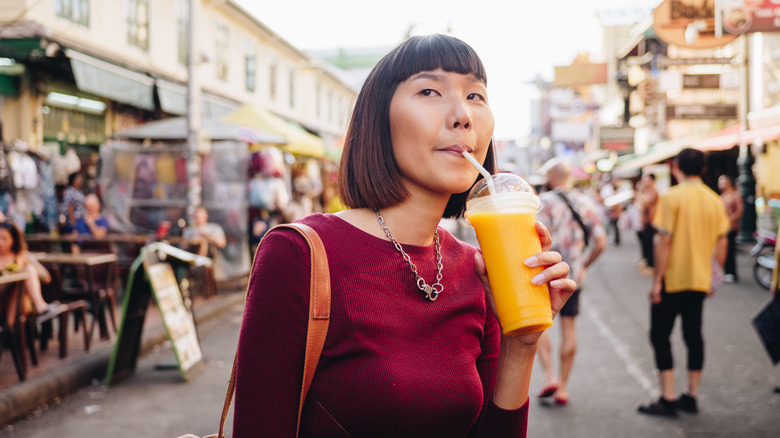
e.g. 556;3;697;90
752;229;777;290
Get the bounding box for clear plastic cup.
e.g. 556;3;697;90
466;173;552;335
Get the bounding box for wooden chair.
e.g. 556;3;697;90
0;272;35;381
39;264;91;358
59;259;118;340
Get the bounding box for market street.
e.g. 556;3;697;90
1;234;777;438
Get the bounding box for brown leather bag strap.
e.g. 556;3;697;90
216;223;331;438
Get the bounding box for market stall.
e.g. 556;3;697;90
102;117;284;281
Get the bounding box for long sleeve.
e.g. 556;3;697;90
233;228;311;436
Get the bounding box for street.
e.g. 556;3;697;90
1;235;777;437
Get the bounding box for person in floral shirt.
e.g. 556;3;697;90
718;175;743;282
535;159;606;406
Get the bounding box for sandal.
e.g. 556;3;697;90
537;384;558;399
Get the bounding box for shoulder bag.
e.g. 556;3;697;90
178;222;331;438
556;190;592;247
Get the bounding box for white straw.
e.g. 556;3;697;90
461;151;495;195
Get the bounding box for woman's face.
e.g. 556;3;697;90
389;68;494;200
0;228;14;255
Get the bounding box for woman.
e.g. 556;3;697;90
62;172;86;233
1;221;59;325
233;34;575;437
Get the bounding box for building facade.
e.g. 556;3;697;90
0;0;357;159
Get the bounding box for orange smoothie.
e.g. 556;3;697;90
468;210;552;335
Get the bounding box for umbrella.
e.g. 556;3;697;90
222;104;325;157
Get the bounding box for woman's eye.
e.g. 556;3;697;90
420;89;440;97
468;93;486;101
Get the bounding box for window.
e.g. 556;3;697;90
55;0;89;26
175;0;188;65
327;90;333;123
315;82;321;118
127;0;150;50
269;61;277;101
245;41;256;92
288;68;295;109
214;22;229;81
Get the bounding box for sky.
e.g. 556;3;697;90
236;0;662;140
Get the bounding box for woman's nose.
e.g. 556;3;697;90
449;99;471;130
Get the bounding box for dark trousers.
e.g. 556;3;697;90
725;229;738;278
638;224;656;267
650;288;706;371
609;219;620;245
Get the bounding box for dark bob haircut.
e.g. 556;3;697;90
675;148;706;177
337;34;497;219
0;221;26;254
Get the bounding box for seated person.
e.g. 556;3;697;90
71;194;110;254
0;221;62;324
74;194;109;238
183;207;226;257
182;207;227;294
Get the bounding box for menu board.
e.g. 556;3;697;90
146;262;203;372
106;243;206;385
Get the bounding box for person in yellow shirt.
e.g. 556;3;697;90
638;148;729;417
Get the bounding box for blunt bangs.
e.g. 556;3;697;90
386;34;487;87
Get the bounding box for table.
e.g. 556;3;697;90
31;252;118;340
0;272;31;381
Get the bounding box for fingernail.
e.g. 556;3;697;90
524;256;538;267
531;274;544;285
550;280;564;288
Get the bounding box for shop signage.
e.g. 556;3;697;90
552;63;608;88
657;56;737;67
683;74;721;88
654;0;739;48
600;126;636;152
551;121;593;143
666;104;739;119
723;0;780;34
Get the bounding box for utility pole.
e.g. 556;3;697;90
737;34;756;243
186;0;202;223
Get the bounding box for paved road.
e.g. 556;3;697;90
1;235;777;437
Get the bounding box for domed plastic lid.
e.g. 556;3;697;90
466;173;541;213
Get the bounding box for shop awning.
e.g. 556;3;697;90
612;137;694;178
156;79;188;115
66;49;155;111
689;122;780;151
0;74;19;97
156;78;239;119
112;117;285;143
222;104;325;157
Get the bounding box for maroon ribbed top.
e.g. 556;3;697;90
233;214;528;437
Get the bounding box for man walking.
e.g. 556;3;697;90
638;148;729;417
536;159;606;405
718;175;743;282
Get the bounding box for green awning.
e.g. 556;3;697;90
66;49;155;111
0;74;19;97
0;38;43;60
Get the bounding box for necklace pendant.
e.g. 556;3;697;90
422;285;438;301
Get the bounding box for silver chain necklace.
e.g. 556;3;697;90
375;209;443;301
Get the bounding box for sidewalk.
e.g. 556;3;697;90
0;282;247;427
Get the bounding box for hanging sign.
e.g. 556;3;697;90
654;0;739;48
723;0;780;34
